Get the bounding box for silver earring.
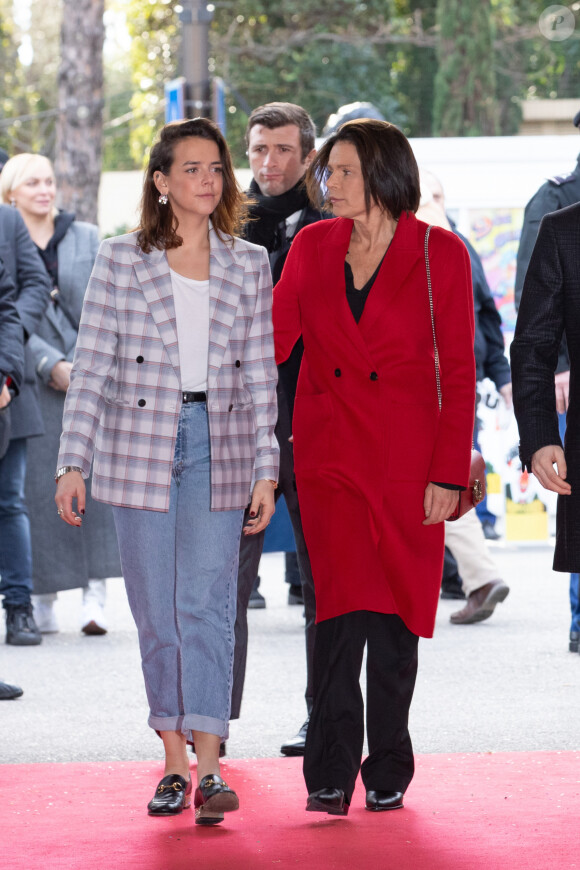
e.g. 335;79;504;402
9;199;16;208
158;193;168;205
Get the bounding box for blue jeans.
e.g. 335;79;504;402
557;412;580;631
113;403;243;740
0;438;33;608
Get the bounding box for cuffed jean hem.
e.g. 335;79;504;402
149;713;230;742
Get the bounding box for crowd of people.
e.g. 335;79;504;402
1;100;577;824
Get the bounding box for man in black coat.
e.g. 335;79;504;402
231;102;326;756
512;202;580;628
0;203;52;645
513;115;580;650
0;257;26;696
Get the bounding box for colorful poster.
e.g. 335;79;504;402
467;208;556;540
468;208;523;338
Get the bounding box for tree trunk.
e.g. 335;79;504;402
54;0;104;225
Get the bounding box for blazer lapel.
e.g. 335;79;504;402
132;246;181;376
207;226;244;376
317;218;375;368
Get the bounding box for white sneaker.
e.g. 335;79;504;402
31;594;59;633
81;579;108;635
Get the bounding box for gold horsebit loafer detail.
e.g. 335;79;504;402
147;774;192;815
194;773;239;826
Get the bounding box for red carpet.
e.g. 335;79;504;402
2;752;578;869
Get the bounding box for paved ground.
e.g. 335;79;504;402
2;539;580;764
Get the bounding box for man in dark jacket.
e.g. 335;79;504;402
232;102;326;756
0;203;52;645
0;257;26;695
512;203;580;643
514;111;580;650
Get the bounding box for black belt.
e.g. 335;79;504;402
182;391;207;403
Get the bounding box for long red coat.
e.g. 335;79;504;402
273;213;475;638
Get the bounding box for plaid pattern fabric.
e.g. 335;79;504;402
57;228;279;512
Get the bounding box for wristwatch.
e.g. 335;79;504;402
55;465;83;483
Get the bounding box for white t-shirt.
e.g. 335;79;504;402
170;268;210;392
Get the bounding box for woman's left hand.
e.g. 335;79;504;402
422;483;459;525
243;479;276;535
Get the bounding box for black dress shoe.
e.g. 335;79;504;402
5;605;42;646
248;587;266;609
288;584;304;605
280;717;309;756
570;631;579;653
194;774;239;825
0;679;23;700
440;574;466;600
365;790;404;811
481;520;500;541
147;774;192;815
306;788;349;816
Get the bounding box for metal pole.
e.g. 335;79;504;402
179;0;214;118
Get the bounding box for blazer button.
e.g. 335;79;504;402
235;360;241;368
138;399;146;407
228;403;234;412
136;355;144;364
334;368;342;377
370;371;378;381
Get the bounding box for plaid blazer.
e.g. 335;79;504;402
57;227;279;512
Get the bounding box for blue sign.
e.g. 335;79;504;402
165;78;186;123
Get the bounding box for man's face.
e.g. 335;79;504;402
247;123;315;197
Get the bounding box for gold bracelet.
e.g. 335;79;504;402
263;478;278;490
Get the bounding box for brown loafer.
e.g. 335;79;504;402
194;774;239;826
147;774;192;815
450;580;509;625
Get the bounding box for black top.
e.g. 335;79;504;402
344;255;384;323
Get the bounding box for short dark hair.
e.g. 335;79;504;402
307;119;420;219
138;117;248;253
246;102;316;161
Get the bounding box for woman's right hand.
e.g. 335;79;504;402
422;482;459;525
55;471;85;526
49;360;73;392
0;384;12;409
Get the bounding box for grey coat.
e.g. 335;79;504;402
0;205;52;439
25;220;121;594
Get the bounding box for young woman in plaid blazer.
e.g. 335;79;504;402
55;119;279;825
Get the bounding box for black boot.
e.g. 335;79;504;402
5;605;42;645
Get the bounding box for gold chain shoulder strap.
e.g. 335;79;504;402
424;225;442;411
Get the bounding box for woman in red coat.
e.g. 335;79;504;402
273;120;475;816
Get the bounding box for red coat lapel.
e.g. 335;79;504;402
316;218;374;368
357;212;423;342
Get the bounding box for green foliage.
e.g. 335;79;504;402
433;0;499;136
124;0;180;165
0;0;38;155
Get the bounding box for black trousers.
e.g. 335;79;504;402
303;611;419;804
230;384;316;720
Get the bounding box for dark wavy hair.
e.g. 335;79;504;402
137;118;248;253
306;119;420;219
